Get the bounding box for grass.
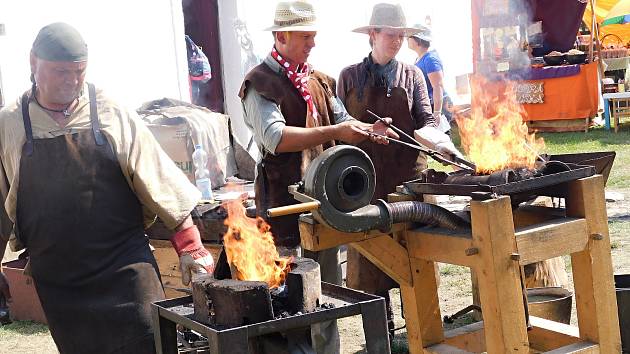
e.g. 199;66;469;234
538;129;630;189
0;321;49;338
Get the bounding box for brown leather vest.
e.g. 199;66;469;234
239;62;337;247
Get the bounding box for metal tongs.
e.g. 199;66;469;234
366;110;476;172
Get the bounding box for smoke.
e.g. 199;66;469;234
476;0;539;80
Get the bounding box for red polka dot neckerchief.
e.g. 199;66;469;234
270;47;319;124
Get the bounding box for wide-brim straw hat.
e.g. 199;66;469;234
265;1;319;32
411;23;433;42
352;3;420;37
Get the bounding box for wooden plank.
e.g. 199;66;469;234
424;343;475;354
350;235;412;286
400;258;444;353
515;218;588;265
528;316;581;352
512;205;565;228
298;215;408;251
566;176;622;353
470;196;530;353
527;119;590;133
406;228;476;267
388;191;417;202
443;321;486;353
544;341;599;354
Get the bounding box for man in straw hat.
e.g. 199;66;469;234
0;22;213;353
337;3;462;338
239;1;396;352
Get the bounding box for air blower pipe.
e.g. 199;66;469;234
299;145;470;234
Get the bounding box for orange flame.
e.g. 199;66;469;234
222;197;292;289
456;76;544;174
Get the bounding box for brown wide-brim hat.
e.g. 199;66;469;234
352;3;420;37
265;1;319;32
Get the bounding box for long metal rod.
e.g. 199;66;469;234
368;132;475;171
366;109;476;171
367;109;420;147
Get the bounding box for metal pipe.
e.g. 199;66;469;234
444;169;518;186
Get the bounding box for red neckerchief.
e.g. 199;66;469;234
270;47;318;123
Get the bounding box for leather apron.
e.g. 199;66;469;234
344;86;426;294
16;84;165;354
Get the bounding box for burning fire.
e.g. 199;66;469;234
456;76;544;174
222;197;292;289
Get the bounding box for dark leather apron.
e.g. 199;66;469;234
344;86;426;294
16;84;165;354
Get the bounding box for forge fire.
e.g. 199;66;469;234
456;76;545;174
222;197;292;289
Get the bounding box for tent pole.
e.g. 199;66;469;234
589;0;596;63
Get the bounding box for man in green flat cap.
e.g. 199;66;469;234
0;22;213;353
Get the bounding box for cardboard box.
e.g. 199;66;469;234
2;258;47;324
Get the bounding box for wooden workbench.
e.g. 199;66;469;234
299;175;621;353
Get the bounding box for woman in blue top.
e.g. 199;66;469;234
408;24;453;131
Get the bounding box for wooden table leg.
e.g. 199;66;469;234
470;196;530;353
400;258;444;353
567;176;622;353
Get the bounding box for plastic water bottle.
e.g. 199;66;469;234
192;144;213;200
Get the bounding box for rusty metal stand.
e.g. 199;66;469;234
299;175;622;353
152;282;390;354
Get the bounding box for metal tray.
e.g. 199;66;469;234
404;165;595;198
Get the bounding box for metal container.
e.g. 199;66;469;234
615;274;630;353
527;287;572;324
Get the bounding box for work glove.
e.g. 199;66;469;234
414;126;464;159
170;225;214;286
436;141;464;159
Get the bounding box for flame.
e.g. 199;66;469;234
456;76;544;174
222;196;292;289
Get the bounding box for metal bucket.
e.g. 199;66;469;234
527;287;572;324
615;274;630;353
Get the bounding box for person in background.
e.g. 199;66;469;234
0;22;213;354
338;2;461;339
239;1;396;353
408;23;454;133
185;35;212;105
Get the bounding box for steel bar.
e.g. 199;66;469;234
368;132;475;172
366;109;476;171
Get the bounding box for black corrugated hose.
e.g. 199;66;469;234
385;201;470;231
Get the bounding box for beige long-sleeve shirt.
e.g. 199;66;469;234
0;85;200;246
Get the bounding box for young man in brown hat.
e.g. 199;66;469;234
239;1;396;352
337;2;462;337
0;22;213;353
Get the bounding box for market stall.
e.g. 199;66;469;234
471;0;598;131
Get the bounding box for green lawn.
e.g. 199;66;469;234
538;129;630;189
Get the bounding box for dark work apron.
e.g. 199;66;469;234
344;86;426;294
16;84;165;354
